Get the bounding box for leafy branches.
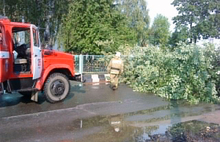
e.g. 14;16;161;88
122;44;220;104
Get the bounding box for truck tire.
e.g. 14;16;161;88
43;73;70;103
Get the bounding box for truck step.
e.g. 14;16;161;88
17;88;39;92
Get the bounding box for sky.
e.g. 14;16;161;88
146;0;178;31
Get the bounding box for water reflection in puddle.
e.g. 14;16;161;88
70;102;220;142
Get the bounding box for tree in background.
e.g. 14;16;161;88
59;0;136;54
169;26;188;47
172;0;220;43
0;0;70;45
0;0;42;24
117;0;150;46
149;14;170;46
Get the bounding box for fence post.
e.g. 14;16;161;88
79;54;83;82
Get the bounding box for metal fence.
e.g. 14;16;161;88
75;55;108;74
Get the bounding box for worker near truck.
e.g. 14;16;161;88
107;52;124;90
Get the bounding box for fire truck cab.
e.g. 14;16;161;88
0;16;77;103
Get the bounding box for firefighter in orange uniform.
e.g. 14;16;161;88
107;52;124;90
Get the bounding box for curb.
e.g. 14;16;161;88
82;73;110;84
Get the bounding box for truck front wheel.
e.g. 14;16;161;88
44;73;70;103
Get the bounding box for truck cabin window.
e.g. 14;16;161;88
33;29;39;47
12;27;31;59
0;27;6;48
0;27;5;46
0;31;2;44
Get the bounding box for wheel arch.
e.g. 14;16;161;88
35;64;74;90
48;68;73;79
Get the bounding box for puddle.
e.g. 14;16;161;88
144;121;220;142
70;116;220;142
67;101;220;142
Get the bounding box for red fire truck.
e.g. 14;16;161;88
0;16;79;103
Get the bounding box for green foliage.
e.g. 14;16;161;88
169;26;188;47
121;44;220;104
149;14;170;46
118;0;150;46
172;0;220;43
0;0;69;44
59;0;137;54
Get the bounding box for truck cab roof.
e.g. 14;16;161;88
0;16;32;28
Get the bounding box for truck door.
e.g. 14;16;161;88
31;25;42;80
0;23;9;83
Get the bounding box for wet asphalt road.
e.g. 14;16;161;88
0;82;220;142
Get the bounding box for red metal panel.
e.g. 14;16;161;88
0;23;9;83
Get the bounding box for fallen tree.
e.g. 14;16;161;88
120;43;220;104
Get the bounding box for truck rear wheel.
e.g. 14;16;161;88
43;73;70;103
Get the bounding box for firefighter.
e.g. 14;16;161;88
107;52;124;90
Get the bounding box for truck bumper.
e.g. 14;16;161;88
70;74;85;82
